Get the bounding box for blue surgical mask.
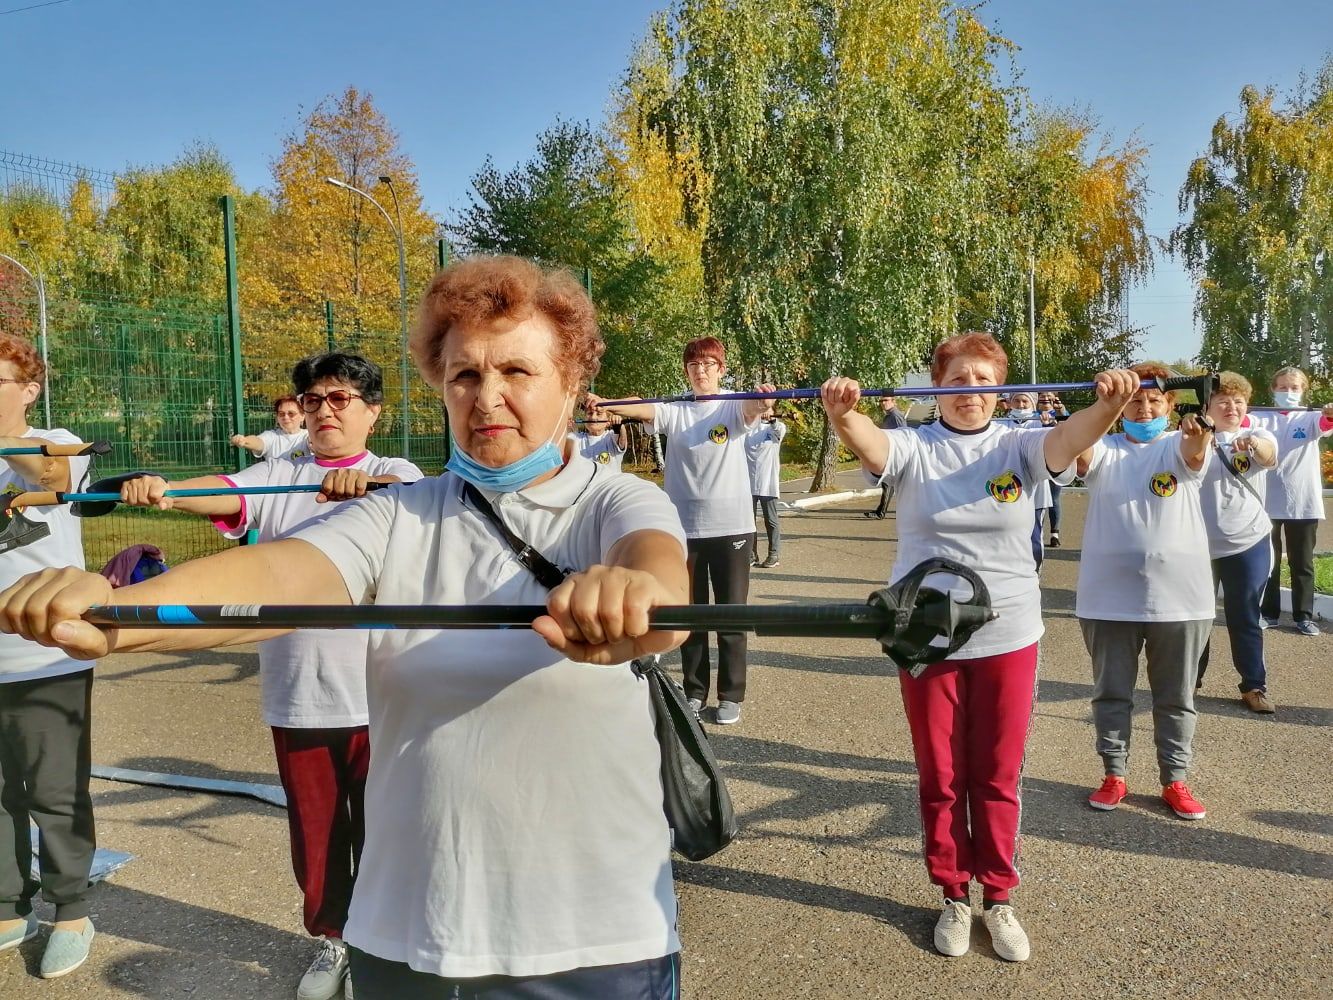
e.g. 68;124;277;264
1123;415;1169;442
1273;389;1303;408
446;408;569;492
1008;408;1034;421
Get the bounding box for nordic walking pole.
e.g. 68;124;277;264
0;441;112;458
6;481;407;513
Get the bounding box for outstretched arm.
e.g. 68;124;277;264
821;377;890;476
1043;369;1140;473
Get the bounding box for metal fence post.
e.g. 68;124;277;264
220;195;248;471
436;238;450;270
324;300;336;352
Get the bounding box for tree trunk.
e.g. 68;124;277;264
810;412;840;492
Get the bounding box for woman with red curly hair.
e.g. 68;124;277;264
822;332;1140;963
0;332;101;979
1075;362;1216;823
0;256;692;999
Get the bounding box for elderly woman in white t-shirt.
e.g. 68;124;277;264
822;332;1139;964
1253;366;1333;635
1076;362;1215;824
1193;372;1279;712
0;255;692;1000
587;337;773;726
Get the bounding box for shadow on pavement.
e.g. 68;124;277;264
1249;810;1333;836
711;733;1333;883
673;862;938;950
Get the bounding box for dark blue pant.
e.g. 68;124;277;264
1198;537;1271;693
347;948;680;999
752;496;781;561
1030;509;1049;569
1048;484;1062;533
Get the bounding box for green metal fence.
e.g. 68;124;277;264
39;293;447;568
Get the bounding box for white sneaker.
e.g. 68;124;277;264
983;904;1030;962
298;937;349;1000
933;898;972;957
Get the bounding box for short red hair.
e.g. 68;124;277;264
273;395;299;413
683;336;726;368
0;332;44;384
930;332;1008;385
1130;361;1174;402
411;255;604;391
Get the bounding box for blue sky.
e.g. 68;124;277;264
3;0;1331;364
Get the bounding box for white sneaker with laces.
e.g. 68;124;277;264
933;898;972;957
982;904;1030;962
298;937;349;1000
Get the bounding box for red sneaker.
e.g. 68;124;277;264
1088;775;1127;811
1162;781;1206;820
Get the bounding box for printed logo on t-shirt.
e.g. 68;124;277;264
1149;472;1178;497
985;470;1023;503
1233;453;1251;475
1292;428;1308;440
596;451;610;464
708;424;729;445
2;483;21;498
288;449;308;460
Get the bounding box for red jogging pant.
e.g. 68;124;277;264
271;725;371;939
898;643;1037;901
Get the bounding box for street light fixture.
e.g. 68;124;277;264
0;247;51;428
325;176;411;459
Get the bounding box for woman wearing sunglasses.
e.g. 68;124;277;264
114;352;421;1000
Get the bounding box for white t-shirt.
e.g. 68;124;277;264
0;428;94;683
1199;428;1276;558
572;429;625;472
877;420;1070;659
258;428;309;462
1075;433;1214;622
217;451;422;727
651;397;755;538
1250;411;1332;521
745;419;787;498
1013;417;1053;509
292;450;685;979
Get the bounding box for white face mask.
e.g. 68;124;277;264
1273;389;1303;408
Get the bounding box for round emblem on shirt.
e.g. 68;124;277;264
708;424;729;445
985;470;1023;503
288;450;308;460
1149;472;1178;497
1232;453;1251;475
2;483;20;498
596;451;610;464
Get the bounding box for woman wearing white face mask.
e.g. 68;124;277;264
0;256;692;999
1192;372;1278;713
1075;362;1216;822
1251;366;1333;636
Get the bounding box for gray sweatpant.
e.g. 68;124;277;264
1078;618;1211;785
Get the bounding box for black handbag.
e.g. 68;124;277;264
464;484;736;860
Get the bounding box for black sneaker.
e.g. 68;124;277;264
761;557;780;568
1048;532;1061;548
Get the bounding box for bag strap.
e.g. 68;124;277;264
462;482;570;591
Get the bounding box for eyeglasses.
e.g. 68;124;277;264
297;390;364;413
685;360;720;372
0;378;37;387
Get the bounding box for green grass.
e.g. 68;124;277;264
1279;554;1333;596
79;507;233;572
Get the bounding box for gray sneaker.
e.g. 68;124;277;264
1296;619;1322;636
39;918;94;979
0;914;38;954
686;697;703;717
715;700;742;725
298;937;349;1000
1259;616;1279;630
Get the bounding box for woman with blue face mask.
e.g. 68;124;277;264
1252;366;1333;636
1074;362;1217;823
0;255;693;1000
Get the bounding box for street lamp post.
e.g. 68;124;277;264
325;176;410;460
0;249;51;428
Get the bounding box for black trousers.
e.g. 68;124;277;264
0;669;96;922
682;533;753;703
1261;519;1319;622
348;948;680;999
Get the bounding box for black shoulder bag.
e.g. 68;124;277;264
464;483;736;861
